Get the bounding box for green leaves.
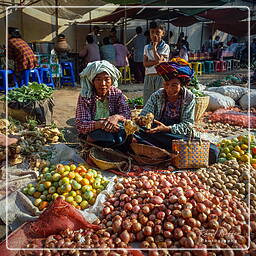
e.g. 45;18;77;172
5;83;53;103
127;97;144;106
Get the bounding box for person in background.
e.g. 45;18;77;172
203;36;213;53
109;27;118;44
143;21;170;103
179;44;189;61
176;32;185;50
76;60;131;148
132;26;147;83
7;27;38;83
183;36;190;52
79;35;100;70
113;40;130;68
53;34;71;63
88;26;101;46
100;37;116;66
144;30;150;45
213;35;220;48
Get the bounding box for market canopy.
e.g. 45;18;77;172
170;15;200;27
198;8;249;24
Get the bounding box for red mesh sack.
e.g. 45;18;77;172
209;109;256;128
28;197;99;237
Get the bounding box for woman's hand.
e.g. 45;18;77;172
147;120;170;134
102;115;121;133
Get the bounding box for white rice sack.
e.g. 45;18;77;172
206;86;247;101
239;90;256;109
204;91;235;111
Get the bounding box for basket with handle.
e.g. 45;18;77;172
172;129;210;169
194;96;209;122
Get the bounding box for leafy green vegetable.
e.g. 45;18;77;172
190;76;200;90
126;97;144;106
190;88;206;97
4;82;53;103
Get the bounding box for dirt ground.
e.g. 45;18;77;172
0;68;249;144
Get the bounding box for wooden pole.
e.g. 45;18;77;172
55;0;58;37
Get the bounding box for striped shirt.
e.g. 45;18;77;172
8;38;38;72
76;87;131;135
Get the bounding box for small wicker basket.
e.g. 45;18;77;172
88;147;128;171
130;143;170;159
194;96;210;122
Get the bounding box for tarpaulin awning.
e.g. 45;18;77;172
170;15;200;27
210;20;255;37
82;7;142;23
134;8;183;20
198;8;249;24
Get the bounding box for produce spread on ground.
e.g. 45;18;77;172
0;73;256;256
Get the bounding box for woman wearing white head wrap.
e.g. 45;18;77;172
76;60;131;148
80;60;121;98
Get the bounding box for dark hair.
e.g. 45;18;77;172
215;35;220;40
136;26;142;34
110;27;117;33
144;30;150;37
149;21;165;31
57;34;65;39
103;37;110;45
86;35;94;44
8;27;22;38
93;25;100;31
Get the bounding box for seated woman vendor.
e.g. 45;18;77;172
135;58;219;164
75;60;131;147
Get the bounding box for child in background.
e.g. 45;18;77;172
143;21;170;104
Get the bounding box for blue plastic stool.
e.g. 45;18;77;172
38;67;55;88
0;70;19;92
60;62;75;87
20;68;42;87
204;61;215;74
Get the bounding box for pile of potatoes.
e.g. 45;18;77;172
196;160;255;209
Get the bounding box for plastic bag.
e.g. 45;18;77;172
209;109;256;128
239;90;256;109
28;197;99;238
206;86;247;101
204;91;235;111
8;97;54;125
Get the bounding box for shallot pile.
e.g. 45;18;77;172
100;172;249;252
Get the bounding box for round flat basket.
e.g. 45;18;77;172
130;143;170;159
88;147;128;171
194;96;210;122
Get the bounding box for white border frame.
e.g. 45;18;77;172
5;4;251;252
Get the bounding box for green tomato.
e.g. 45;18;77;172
34;198;42;207
66;196;74;203
42;190;49;196
49;165;56;171
52;193;59;200
218;158;227;163
46;194;53;201
92;181;101;189
22;187;28;194
40;194;47;200
72;180;81;190
48;186;56;194
52;173;61;182
74;195;82;203
83;190;94;201
69;191;77;197
80;200;89;210
53;181;59;188
28;187;36;196
27;183;34;188
62;177;70;184
61;183;72;193
44;173;52;181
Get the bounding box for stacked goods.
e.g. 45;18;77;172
217;134;256;166
100;172;249;251
22;163;109;211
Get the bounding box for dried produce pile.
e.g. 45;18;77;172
99;172;249;251
0;118;63;166
196;161;256;210
22;163;109;211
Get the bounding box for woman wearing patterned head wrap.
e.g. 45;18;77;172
76;60;131;147
135;58;219;164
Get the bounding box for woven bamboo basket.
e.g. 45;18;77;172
88;147;128;171
130;143;170;160
194;96;210;122
5;106;33;123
